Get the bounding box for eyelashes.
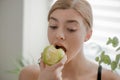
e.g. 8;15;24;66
49;26;77;33
49;26;58;30
67;28;76;32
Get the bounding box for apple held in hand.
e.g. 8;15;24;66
41;45;65;66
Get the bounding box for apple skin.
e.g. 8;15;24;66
41;45;65;66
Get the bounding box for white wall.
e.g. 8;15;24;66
0;0;23;80
23;0;48;64
0;0;48;80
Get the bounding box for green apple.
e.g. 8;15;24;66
41;45;65;66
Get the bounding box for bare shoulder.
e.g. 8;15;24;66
19;64;40;80
102;68;120;80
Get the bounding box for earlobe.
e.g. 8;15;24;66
84;29;92;42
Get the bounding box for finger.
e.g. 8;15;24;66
55;72;62;80
49;55;67;70
40;60;45;70
60;54;67;65
55;55;67;66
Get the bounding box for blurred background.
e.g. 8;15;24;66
0;0;120;80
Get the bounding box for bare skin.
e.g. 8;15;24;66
19;58;120;80
19;9;120;80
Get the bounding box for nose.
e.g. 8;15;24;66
56;30;65;40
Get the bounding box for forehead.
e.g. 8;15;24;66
49;9;83;23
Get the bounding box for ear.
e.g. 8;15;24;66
84;29;92;42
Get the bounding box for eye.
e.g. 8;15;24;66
49;26;58;30
67;28;77;32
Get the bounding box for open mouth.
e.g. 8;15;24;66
55;45;66;53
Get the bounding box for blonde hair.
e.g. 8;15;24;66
48;0;93;29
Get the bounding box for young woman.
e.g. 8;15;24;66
19;0;120;80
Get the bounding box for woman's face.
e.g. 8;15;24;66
48;9;92;62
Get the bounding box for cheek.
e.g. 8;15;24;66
66;32;86;60
47;29;54;44
68;36;84;52
67;32;85;47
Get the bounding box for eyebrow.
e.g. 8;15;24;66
66;20;79;24
49;17;58;22
49;17;79;24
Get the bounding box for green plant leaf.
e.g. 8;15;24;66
17;58;24;67
112;37;119;47
100;51;105;58
103;55;111;65
115;54;120;64
106;37;119;47
8;57;30;74
119;64;120;69
95;57;99;62
99;51;111;65
111;61;117;71
106;37;112;45
95;36;120;71
7;68;21;74
100;51;105;61
116;47;120;51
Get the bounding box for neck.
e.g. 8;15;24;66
62;51;90;78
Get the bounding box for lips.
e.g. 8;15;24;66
55;45;66;52
54;43;67;53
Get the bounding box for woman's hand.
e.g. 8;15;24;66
38;55;67;80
